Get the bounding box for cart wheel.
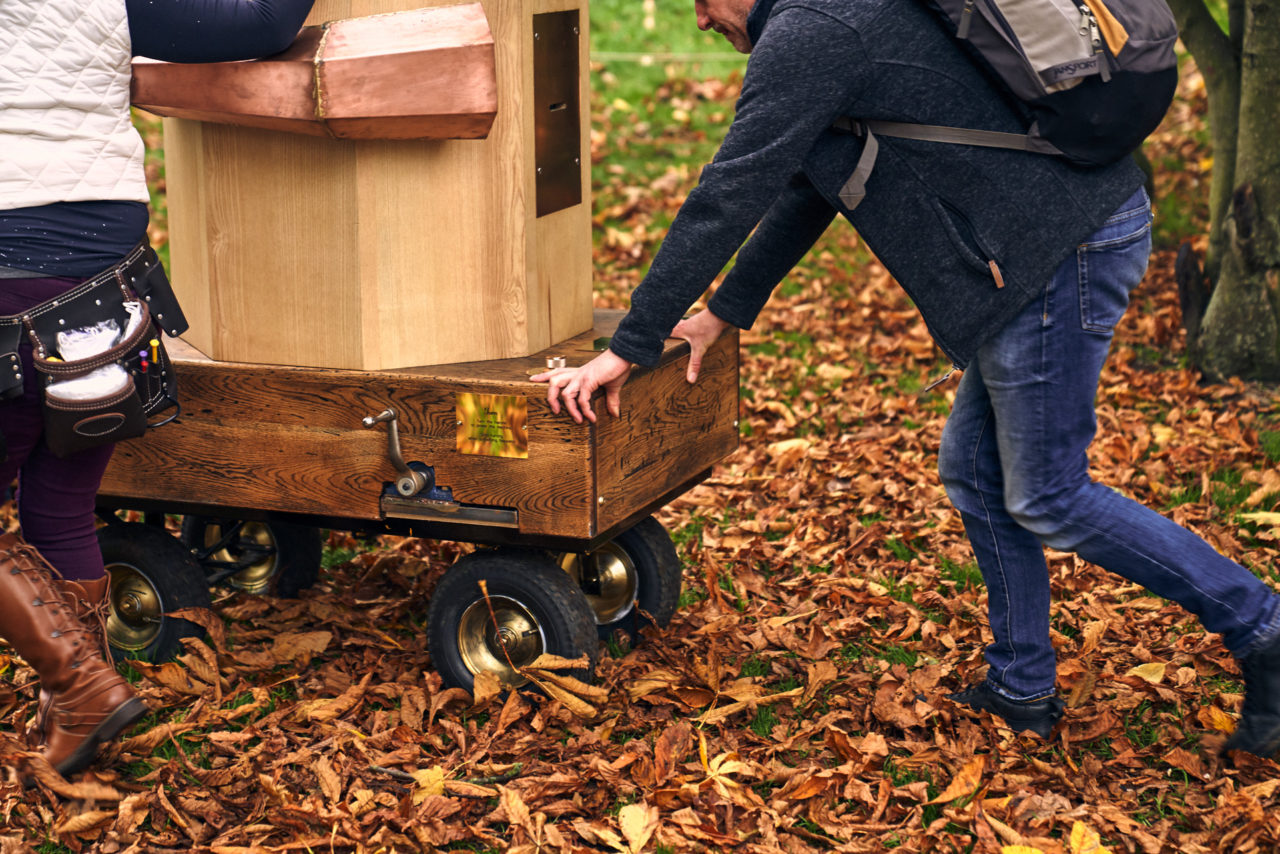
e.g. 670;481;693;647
427;550;599;692
560;516;682;644
180;517;321;598
98;522;211;663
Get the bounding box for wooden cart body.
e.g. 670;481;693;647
96;313;739;551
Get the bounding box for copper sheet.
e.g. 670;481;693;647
130;4;497;140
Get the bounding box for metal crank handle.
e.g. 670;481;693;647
361;407;430;497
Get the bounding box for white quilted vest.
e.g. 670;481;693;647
0;0;150;210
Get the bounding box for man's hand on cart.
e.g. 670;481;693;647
670;308;731;383
533;350;632;423
535;308;731;422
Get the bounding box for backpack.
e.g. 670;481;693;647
836;0;1179;208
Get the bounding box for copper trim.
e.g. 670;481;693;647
129;4;497;140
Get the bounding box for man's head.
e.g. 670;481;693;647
695;0;756;53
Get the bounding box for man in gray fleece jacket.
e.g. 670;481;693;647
535;0;1280;756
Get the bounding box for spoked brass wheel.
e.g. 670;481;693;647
427;550;598;692
456;594;548;688
561;516;682;643
106;565;164;653
560;542;637;626
180;517;321;597
206;521;275;594
98;522;211;662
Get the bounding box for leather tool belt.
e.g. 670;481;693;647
0;241;187;399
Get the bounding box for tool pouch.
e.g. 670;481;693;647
12;242;185;457
29;298;176;458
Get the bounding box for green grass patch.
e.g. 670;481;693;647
1259;430;1280;463
749;705;780;738
940;556;983;591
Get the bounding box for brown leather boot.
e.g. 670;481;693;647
0;533;146;776
27;574;114;750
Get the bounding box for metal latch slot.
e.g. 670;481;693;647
532;10;581;217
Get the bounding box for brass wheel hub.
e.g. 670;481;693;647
105;564;162;651
203;522;278;594
560;542;637;625
456;595;545;689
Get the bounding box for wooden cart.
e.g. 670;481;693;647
110;0;741;690
93;314;739;689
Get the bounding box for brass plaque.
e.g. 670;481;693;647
456;394;529;458
533;10;581;217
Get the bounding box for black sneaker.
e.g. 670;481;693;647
949;681;1064;738
1225;631;1280;758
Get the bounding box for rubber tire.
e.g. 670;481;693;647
584;516;683;644
426;550;599;693
98;522;211;663
180;516;322;598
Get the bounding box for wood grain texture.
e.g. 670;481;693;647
99;314;741;542
100;358;595;535
160;0;592;371
594;328;740;532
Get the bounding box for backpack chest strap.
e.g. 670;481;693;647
832;117;1061;210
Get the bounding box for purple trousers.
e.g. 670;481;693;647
0;276;114;581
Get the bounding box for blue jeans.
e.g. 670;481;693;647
938;188;1280;700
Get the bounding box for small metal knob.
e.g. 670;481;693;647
545;355;567;369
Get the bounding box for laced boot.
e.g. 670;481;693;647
26;574;114;750
0;533;146;776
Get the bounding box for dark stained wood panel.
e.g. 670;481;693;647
593;329;739;533
100;313;739;543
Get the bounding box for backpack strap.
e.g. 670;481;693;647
832;117;1062;210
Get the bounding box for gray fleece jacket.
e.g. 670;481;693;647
607;0;1146;369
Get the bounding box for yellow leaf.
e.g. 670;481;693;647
1243;778;1280;799
1069;820;1111;854
617;802;659;854
815;363;854;383
766;437;811;470
1244;470;1280;507
411;766;446;805
927;755;984;804
1125;661;1166;684
1241;511;1280;527
1150;424;1175;446
1197;704;1236;734
625;667;683;701
766;609;818;628
1079;620;1108;655
523;653;590;671
471;670;501;708
611;98;632;112
539;678;599;718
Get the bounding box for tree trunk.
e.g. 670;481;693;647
1195;0;1280;381
1165;0;1239;282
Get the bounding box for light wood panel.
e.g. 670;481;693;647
162;0;592;370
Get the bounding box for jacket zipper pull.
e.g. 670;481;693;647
988;259;1005;289
923;366;960;394
958;0;976;39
